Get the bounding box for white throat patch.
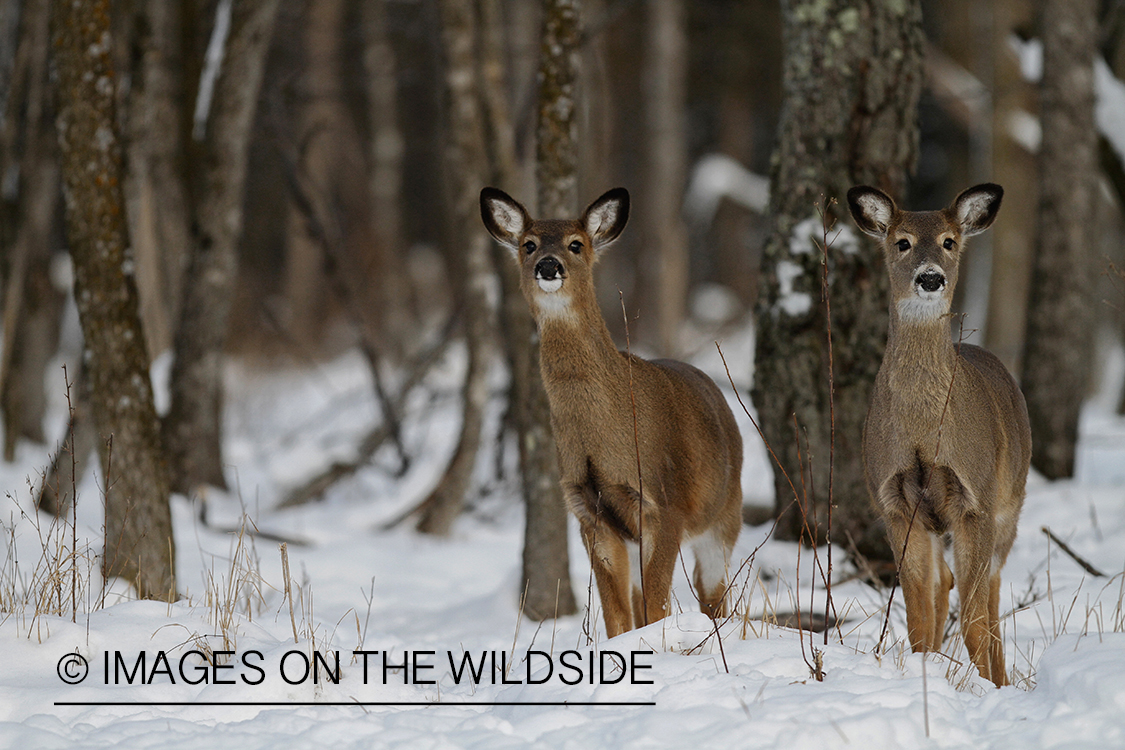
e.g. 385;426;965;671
535;292;573;319
897;293;947;323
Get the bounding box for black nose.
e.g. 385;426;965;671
915;270;945;293
535;256;562;280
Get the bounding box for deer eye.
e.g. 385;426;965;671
942;237;955;250
568;240;582;254
895;239;911;252
523;240;537;255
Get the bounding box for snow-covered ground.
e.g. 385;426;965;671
1;329;1124;749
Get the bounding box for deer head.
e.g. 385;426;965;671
480;187;629;322
847;183;1002;325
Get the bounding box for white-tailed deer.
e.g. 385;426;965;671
848;183;1031;687
481;187;743;638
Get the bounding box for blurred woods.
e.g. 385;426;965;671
1;0;1124;602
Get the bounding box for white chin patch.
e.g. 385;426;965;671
537;277;563;293
897;293;947;323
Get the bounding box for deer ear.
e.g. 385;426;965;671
582;188;629;251
847;186;896;239
481;187;531;251
952;183;1002;237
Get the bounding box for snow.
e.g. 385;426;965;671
1;336;1124;749
192;0;233;142
683;153;770;225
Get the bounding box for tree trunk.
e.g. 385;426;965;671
122;0;193;359
753;0;923;558
361;0;413;357
639;0;688;356
51;0;175;600
0;0;63;460
983;0;1037;374
485;0;579;619
163;0;281;494
1020;0;1098;479
415;0;495;535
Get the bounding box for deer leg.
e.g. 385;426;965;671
579;521;633;638
988;570;1008;686
933;542;954;650
951;518;999;686
636;517;680;627
887;516;944;654
690;528;731;620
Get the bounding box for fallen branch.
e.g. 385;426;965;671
1042;526;1106;577
277;321;455;509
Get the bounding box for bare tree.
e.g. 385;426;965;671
122;0;194;359
0;0;63;460
162;0;282;494
51;0;174;600
362;0;413;354
415;0;495;535
505;0;580;619
753;0;923;556
1020;0;1098;478
639;0;688;356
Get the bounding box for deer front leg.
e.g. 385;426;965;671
886;515;946;654
952;518;1003;686
580;520;633;638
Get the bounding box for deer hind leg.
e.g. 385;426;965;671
690;528;732;620
633;515;681;628
987;569;1007;686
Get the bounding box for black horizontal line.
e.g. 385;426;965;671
54;701;655;707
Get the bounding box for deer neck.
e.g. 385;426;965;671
883;311;958;420
535;292;624;385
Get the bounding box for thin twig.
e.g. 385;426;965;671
619;290;646;624
816;198;838;646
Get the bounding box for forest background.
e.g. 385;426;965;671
0;0;1123;615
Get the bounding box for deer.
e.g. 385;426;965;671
847;183;1031;687
480;187;744;639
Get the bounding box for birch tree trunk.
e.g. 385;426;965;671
51;0;175;600
1020;0;1098;479
416;0;495;535
753;0;923;556
163;0;281;494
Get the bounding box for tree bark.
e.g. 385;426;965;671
753;0;923;557
122;0;193;359
485;0;579;619
163;0;281;494
415;0;495;535
639;0;688;356
983;0;1037;373
51;0;175;600
361;0;413;356
1020;0;1098;479
0;0;63;460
